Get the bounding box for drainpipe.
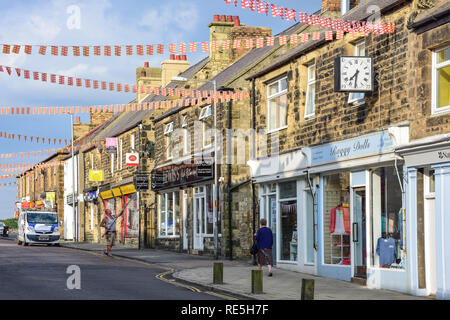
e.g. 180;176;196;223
251;78;257;266
227;97;233;261
304;170;318;251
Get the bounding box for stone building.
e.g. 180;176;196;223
245;0;449;298
15;113;104;237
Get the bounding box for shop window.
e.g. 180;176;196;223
323;173;351;265
267;77;288;132
304;190;315;264
159;192;180;237
279;181;297;261
371;166;404;269
124;193;139;238
432;46;450;114
348;40;366;104
304;63;316;118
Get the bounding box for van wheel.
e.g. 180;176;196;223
23;240;28;246
17;240;22;245
54;243;60;247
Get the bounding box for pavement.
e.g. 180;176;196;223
57;240;432;300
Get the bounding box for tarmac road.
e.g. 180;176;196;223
0;238;224;300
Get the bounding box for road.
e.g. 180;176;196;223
0;238;225;300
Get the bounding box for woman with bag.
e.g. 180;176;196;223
254;218;273;276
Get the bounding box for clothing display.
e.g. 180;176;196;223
376;236;396;266
329;206;350;235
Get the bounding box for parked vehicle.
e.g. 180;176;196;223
2;225;9;237
0;222;4;235
17;209;60;246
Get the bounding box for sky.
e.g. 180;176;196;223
0;0;321;219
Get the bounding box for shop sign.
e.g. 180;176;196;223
46;191;56;202
151;161;214;191
126;153;139;167
67;194;78;206
105;137;118;154
35;200;45;209
120;184;136;195
85;191;98;202
134;174;149;191
311;131;393;166
404;148;450;167
21;202;35;209
89;170;104;182
100;190;114;200
112;188;122;197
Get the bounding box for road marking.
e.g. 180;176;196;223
204;291;238;300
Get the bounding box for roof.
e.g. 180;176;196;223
153;21;307;122
247;0;407;79
409;1;450;33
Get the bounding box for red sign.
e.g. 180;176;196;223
126;153;139;167
21;202;35;208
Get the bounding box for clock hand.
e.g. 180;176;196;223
354;69;360;88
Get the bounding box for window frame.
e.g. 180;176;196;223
432;45;450;115
158;191;180;238
164;122;174;160
267;76;288;133
199;105;213;149
348;40;366;104
304;63;317;119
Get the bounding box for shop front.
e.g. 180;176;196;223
248;149;317;274
151;158;216;253
98;179;139;246
84;188;99;241
397;133;450;299
307;126;411;294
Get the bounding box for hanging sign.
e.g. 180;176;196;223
45;191;56;202
105;137;118;154
126;153;139;167
89;170;104;182
134;174;149;191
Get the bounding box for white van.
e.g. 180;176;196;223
17;210;60;246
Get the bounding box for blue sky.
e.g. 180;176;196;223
0;0;320;219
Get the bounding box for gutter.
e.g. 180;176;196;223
409;6;450;31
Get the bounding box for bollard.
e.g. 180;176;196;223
213;262;223;284
301;278;315;300
251;270;263;294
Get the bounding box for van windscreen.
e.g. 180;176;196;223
27;213;58;224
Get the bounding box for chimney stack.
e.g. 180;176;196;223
161;55;190;87
136;62;163;101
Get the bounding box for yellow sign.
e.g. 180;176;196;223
46;192;56;202
89;170;104;182
100;190;113;200
120;184;136;195
112;188;122;197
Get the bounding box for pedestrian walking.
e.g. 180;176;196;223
100;202;128;257
254;218;273;276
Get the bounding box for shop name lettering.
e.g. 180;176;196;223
438;151;450;159
165;166;197;182
330;139;370;158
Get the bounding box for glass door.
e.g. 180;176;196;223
352;187;366;278
268;195;277;265
193;189;204;251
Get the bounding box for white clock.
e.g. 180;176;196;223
334;56;373;92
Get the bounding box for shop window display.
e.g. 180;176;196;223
125;194;139;238
279;181;297;261
159;192;180;237
323;173;350;265
371;166;404;269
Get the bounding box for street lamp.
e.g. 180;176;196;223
172;76;219;260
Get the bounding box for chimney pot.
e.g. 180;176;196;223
181;55;187;61
226;15;233;22
144;62;149;68
170;54;175;60
176;55;181;60
76;116;80;124
233;16;240;26
214;14;220;22
220;15;226;22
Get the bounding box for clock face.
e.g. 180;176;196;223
339;57;372;92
